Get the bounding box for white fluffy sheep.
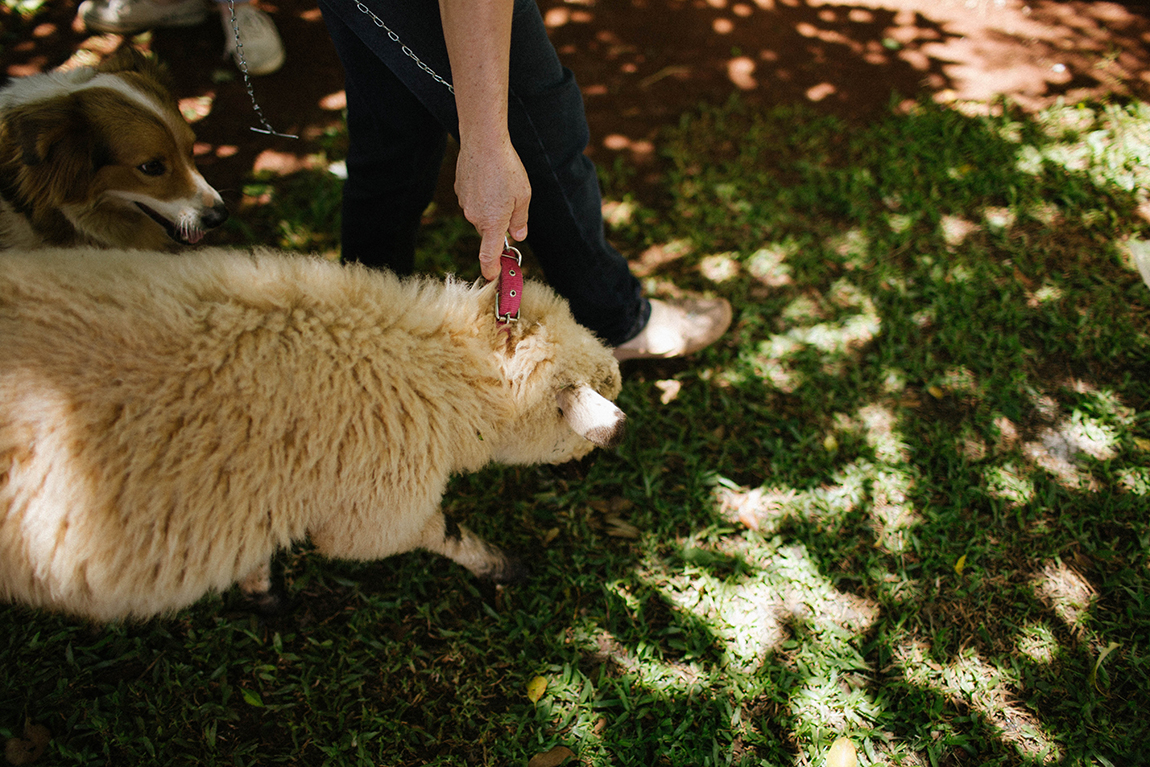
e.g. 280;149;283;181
0;247;626;621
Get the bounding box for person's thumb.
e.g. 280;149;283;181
478;227;503;282
508;202;528;244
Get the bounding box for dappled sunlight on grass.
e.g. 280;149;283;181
1018;102;1150;199
645;541;879;674
1031;560;1097;636
6;74;1150;765
1016;622;1061;665
985;463;1037;506
594;92;1150;763
1117;465;1150;495
537;536;886;763
714;469;865;536
740;279;881;393
893;641;1065;764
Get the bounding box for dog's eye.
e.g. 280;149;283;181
138;160;167;177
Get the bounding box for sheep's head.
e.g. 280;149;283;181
488;281;626;466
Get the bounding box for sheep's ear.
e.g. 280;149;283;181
556;384;626;447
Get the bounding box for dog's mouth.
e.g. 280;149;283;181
135;202;206;245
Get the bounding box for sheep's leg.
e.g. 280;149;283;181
238;560;285;614
420;511;527;583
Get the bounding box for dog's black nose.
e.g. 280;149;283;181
203;204;229;229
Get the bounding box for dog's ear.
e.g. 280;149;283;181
5;99;96;203
97;46;155;77
556;384;626;447
97;46;174;93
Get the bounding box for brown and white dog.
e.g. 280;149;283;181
0;48;227;250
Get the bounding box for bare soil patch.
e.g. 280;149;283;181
4;0;1150;210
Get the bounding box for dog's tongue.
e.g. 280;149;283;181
185;229;204;245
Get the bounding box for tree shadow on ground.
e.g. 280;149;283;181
3;3;1150;766
4;0;1150;216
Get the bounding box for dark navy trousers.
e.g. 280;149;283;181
317;0;648;345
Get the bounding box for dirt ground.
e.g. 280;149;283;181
4;0;1150;211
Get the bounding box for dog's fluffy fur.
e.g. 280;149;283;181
0;247;625;621
0;48;227;250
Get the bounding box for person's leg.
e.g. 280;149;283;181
502;0;646;345
321;6;448;273
317;0;458;132
317;0;729;353
501;0;730;355
318;0;644;343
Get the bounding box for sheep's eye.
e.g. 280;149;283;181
138;160;166;177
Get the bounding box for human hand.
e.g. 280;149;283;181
455;133;530;281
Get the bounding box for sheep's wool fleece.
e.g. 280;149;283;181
0;247;621;620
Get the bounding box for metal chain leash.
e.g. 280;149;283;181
352;0;455;94
227;0;454;139
226;0;298;138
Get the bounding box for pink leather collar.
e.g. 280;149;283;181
496;244;523;326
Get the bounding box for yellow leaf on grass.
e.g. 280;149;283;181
1134;437;1150;452
528;745;576;767
1089;641;1120;691
955;554;967;576
928;385;945;399
526;675;549;703
826;737;857;767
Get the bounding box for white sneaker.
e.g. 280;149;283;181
613;296;733;361
78;0;207;33
223;3;285;77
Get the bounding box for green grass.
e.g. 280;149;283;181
4;94;1150;766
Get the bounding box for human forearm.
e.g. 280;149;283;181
439;0;512;147
439;0;530;279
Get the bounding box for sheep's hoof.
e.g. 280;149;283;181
488;556;530;584
244;587;290;617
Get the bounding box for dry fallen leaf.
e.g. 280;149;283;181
527;745;576;767
604;514;641;539
654;379;681;404
1127;237;1150;288
526;675;549;703
4;720;50;766
825;736;857;767
899;393;922;409
590;497;632;514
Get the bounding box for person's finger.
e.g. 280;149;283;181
477;227;504;281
